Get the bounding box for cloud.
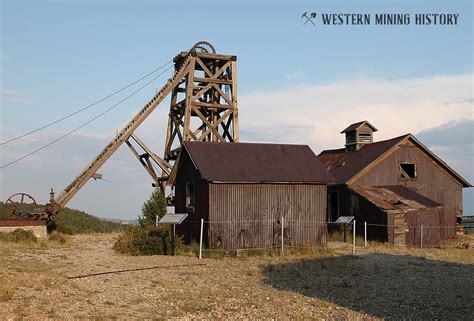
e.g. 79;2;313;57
1;87;33;104
417;119;474;148
239;73;473;153
443;98;474;105
417;120;474;215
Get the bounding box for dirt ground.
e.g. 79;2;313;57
1;233;473;320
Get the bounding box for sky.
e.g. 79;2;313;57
1;0;473;219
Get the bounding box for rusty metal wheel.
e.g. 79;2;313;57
6;193;37;206
5;193;38;219
190;41;216;54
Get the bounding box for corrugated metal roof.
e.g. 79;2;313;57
317;148;346;169
351;186;442;211
381;185;442;208
340;120;378;133
318;134;471;187
184;141;334;183
318;135;408;184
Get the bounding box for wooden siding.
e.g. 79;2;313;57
405;208;441;247
174;151;209;244
208;183;327;251
352;141;462;239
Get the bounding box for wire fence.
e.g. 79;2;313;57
176;218;463;258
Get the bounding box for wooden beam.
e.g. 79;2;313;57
192;106;225;142
193;77;232;85
197;109;233;141
193;101;233;110
231;61;239;142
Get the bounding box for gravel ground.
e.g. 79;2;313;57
0;233;472;319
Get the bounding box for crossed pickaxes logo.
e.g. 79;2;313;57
302;12;317;25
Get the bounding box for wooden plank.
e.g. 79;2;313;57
212;83;232;106
193;77;232;85
197;109;232;141
183;57;195;141
192;106;225;142
193;101;233;110
231;61;239;142
195;57;214;79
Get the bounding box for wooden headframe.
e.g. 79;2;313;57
164;51;239;163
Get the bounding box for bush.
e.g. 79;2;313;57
0;229;37;243
139;188;167;227
113;225;182;256
48;231;69;244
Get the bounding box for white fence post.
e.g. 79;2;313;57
364;221;367;247
352;220;356;255
281;217;284;256
199;219;204;259
420;225;423;249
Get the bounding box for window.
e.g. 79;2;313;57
185;182;194;209
399;163;416;179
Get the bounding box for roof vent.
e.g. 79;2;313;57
341;121;378;152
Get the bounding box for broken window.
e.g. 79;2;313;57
185;182;195;209
399;163;416;179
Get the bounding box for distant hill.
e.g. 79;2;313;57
0;202;124;234
99;217;139;225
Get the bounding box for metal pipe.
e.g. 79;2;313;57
352;220;356;255
199;219;204;259
364;221;367;247
281;217;284;256
420;225;423;248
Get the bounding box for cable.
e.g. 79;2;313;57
0;61;173;146
0;64;174;170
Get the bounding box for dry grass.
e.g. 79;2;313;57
0;233;472;319
0;231;71;250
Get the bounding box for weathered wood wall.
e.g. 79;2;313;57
352;141;462;239
174;151;209;244
208;183;328;251
405;208;441;247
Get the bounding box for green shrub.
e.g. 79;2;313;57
139;188;167;227
113;225;182;256
0;229;37;243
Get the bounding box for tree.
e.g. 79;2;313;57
138;188;167;227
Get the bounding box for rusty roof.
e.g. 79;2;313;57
317;148;346;169
318;135;408;184
340;120;378;133
183;141;334;183
351;186;442;211
318;134;471;187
